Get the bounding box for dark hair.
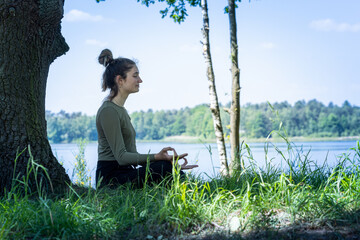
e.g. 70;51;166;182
98;49;136;100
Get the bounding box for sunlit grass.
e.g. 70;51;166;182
1;137;360;239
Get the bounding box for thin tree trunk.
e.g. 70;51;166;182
228;0;241;173
201;0;229;176
0;0;71;194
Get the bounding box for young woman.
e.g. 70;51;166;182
95;49;197;188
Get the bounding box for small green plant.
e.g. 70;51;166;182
72;139;91;187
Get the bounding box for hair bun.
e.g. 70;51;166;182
98;49;113;67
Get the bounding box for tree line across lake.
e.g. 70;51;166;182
46;99;360;143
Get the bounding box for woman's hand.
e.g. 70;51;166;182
155;147;187;162
178;157;199;170
155;147;198;170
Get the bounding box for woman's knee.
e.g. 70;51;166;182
150;160;173;175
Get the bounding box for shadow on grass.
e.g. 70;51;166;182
196;225;360;240
189;220;360;240
114;221;360;240
114;208;360;240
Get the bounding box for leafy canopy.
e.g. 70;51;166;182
96;0;200;23
95;0;250;21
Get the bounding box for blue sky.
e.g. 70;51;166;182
46;0;360;115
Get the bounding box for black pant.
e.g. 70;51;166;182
96;160;183;188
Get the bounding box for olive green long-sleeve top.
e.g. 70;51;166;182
96;101;155;166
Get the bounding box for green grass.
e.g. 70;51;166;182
1;138;360;239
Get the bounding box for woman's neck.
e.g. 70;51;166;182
111;94;127;107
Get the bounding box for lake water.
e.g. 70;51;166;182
52;140;359;186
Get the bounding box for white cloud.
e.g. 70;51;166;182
260;42;275;49
310;19;360;32
64;9;104;22
85;39;108;48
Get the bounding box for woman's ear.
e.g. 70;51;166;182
115;75;123;87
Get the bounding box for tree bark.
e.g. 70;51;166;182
201;0;229;176
0;0;70;194
228;0;241;173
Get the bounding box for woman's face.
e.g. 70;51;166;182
119;66;143;94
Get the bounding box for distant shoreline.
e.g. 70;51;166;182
139;135;360;144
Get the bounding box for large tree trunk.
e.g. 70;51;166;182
0;0;70;194
228;0;241;173
200;0;229;176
